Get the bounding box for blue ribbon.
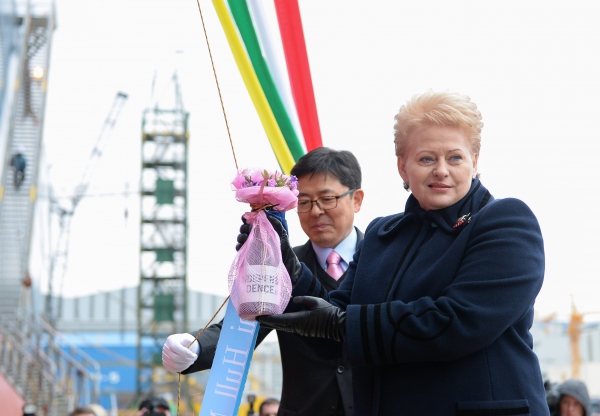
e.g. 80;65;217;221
199;302;259;416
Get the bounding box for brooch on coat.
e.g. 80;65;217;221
453;213;472;229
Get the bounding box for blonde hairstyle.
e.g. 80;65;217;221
393;90;483;158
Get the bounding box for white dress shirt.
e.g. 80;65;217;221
311;228;357;273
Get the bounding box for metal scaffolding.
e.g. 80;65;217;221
137;73;189;398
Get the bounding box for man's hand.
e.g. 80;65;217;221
162;333;200;373
257;296;346;342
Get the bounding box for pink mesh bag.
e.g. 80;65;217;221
228;170;298;320
228;210;292;320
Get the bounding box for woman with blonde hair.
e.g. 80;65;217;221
258;90;549;415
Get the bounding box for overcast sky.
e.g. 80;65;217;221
39;0;600;322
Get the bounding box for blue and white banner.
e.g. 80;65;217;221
199;301;259;416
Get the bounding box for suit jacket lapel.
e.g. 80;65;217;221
293;227;364;290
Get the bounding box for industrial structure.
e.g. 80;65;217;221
54;287;233;410
0;0;54;320
138;72;189;399
0;0;218;411
0;1;98;414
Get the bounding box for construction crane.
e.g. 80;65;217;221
568;300;584;379
45;92;128;325
537;298;600;379
567;297;600;379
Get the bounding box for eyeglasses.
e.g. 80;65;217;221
296;189;356;213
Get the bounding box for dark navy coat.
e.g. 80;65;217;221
292;179;549;416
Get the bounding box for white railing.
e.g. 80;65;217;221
0;315;101;415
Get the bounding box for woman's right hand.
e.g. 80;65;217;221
257;296;346;342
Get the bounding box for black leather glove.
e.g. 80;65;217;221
235;213;302;284
257;296;346;342
265;214;302;284
235;216;251;251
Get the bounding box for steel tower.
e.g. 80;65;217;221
137;73;189;398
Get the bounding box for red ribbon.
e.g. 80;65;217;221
274;0;323;151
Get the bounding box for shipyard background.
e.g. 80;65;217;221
1;0;600;414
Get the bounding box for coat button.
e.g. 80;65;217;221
337;365;345;374
329;406;336;414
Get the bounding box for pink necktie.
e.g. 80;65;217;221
326;250;344;280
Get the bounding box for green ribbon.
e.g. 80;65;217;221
227;0;305;162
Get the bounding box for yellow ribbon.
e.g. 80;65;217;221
212;0;295;174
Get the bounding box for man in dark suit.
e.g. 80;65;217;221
162;147;364;416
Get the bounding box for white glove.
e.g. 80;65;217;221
162;333;200;373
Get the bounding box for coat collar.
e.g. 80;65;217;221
379;178;493;237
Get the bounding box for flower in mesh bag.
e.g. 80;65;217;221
229;168;297;319
231;168;298;212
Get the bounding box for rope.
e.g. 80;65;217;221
176;0;241;413
195;0;238;171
